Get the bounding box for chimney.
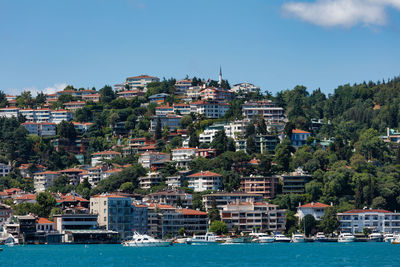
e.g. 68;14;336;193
311;202;314;206
330;202;333;206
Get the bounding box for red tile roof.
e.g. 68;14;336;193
37;217;54;224
59;168;85;173
188;171;222;177
16;194;36;200
299;202;330;208
177;208;207;216
127;75;158;79
292;129;311;134
343;209;391;214
91;194;125;198
92;151;121;156
35;171;59;175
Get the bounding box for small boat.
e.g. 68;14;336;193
384;234;396;243
391;235;400;244
186;232;218;245
174;238;188;244
122;232;172;247
313;232;327;242
338;232;356;243
251;233;275;243
368;233;383;242
273;234;291;243
291;233;306;243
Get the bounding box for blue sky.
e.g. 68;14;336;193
1;0;400;95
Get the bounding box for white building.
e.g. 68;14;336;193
0;163;11;177
125;75;160;91
231;82;260;94
296;202;331;221
173;103;191;115
139;172;163;189
20;109;51;122
190;101;230;119
22;122;57;136
187;171;222;192
175;80;192;95
34;171;60;192
87;166;103;186
172;148;197;168
91;151;121;166
50;110;73;124
117;90;144;99
0;107;19;118
64;101;85;111
199;120;249;144
338;209;400;234
242;100;286;125
138;152;170;169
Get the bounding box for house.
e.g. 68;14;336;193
172;148;197;168
187;171;222;192
138;152;170;170
34;171;60;192
0;163;11;177
82;93;100;102
200;87;233;101
190;100;230;119
0;203;12;226
125;75;160;91
337;209;400;234
173;103;191;115
72;122;93;133
155;104;174;115
296;202;331;221
64;101;85;111
202;192;264;211
91;151;121;166
139;172;163;189
291;129;311;147
14;193;37;204
36;217;55;232
220;202;286;233
231;82;260;94
240;175;279;199
90;194;134;239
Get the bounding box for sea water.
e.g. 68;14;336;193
0;243;398;267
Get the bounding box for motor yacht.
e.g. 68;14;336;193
368;233;383;242
338;232;356;243
313;232;327;242
251;233;275;243
186;232;218;245
273;234;291;243
291;233;306;243
391;235;400;244
122;232;172;247
384;233;396;243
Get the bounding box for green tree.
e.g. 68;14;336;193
57;121;77;140
120;182;135;193
319;207;339;234
300;214;316;236
274;139;295;172
178;227;186;237
155;117;162;140
208;198;221;222
99;85;116;104
209;220;228;235
36;192;57;218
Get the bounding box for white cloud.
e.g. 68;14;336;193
6;83;68;96
282;0;400;28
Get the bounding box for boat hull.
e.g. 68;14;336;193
123;241;172;247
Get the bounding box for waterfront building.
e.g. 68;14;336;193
220;201;286;233
202;192;264;211
187;171;222;192
36;217;55;232
0;203;12;226
337;209;400;234
132;204;148;234
296;202;331;221
240;175;279;199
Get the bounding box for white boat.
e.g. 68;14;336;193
338;232;356;243
391;235;400;244
251;233;275;243
186;232;218;245
313;232;327;242
4;235;16;247
368;233;383;242
174;237;188;244
273;234;291;243
291;233;306;243
384;233;396;243
122;232;172;247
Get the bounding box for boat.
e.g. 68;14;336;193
368;232;383;242
122;232;172;247
291;233;306;243
391;235;400;244
338;232;356;243
313;232;327;242
186;232;218;245
174;237;188;244
273;234;291;243
251;233;275;243
4;235;16;247
384;233;396;243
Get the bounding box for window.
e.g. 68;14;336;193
104;217;106;222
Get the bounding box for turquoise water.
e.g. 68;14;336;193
0;243;398;267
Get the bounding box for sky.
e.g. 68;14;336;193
1;0;400;95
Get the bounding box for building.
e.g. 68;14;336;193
51;110;73;124
202;192;264;211
90;195;134;239
64;101;85;111
242;100;286;129
0;163;11;177
240;175;279;199
0;203;12;226
34;171;60;192
22;122;57;136
20;108;51;122
296;202;331;221
58;168;85;186
0;107;20;118
190;100;230;119
91;151;121;166
337;209;400;234
291;129;312;147
72;122;93;133
36;217;55;232
187;171;222;192
117;90;145;99
220;202;286;233
185;86;202;99
82;93;100;102
173;103;191;115
132;204;148;234
146;190;193;208
199;120;249;144
138;152;170;170
200;87;233;101
125;75;160;91
139;172;163;189
281;169;311;194
175;80;192;95
150;114;182;132
231;82;260;94
171;147;197;168
155;104;174;115
148;93;169;103
177;208;208;236
87;166;103;186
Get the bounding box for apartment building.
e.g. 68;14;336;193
117;90;145;99
171;148;197;168
220;201;286;233
173;103;191;115
146;190;193;208
22;122;57;136
240;175;279;199
91;151;121;166
139;172;163;189
51;110;73;124
200;87;233;101
242;100;285;125
175;80;192;95
0;163;11;177
138;152;170;169
33;171;60;192
281;169;311;194
187;171;222;192
155;104;174;115
231;82;260;94
202;192;264;211
150;114;182;132
125;75;160;91
190;100;230;119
